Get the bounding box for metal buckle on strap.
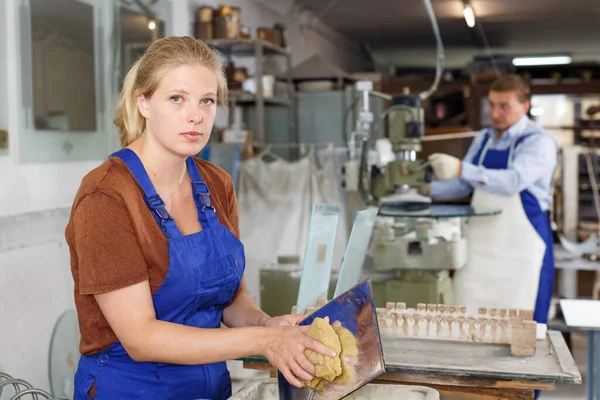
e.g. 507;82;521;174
144;195;172;223
192;181;215;212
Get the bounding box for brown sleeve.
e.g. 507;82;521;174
227;177;240;239
71;191;149;295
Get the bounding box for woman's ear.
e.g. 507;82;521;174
137;95;150;119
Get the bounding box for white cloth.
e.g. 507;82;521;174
237;149;348;305
453;140;546;312
428;153;461;180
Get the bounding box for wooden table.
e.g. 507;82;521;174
241;331;581;399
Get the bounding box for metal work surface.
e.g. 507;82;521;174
241;331;580;385
378;204;501;218
554;245;600;272
381;331;581;384
229;379;440;400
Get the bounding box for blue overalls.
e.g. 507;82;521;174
471;133;555;324
74;148;245;399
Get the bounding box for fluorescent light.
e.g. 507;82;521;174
530;107;545;116
512;56;572;66
463;4;475;28
148;19;156;30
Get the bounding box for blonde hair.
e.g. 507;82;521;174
114;36;228;147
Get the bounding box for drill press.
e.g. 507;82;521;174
346;84;466;308
370;94;433;209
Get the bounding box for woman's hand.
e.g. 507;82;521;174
261;325;337;388
263;314;306;327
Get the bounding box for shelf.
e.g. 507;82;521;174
205;39;290;57
229;91;291;106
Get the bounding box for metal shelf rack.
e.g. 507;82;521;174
205;38;296;145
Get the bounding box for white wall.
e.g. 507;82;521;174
0;0;364;393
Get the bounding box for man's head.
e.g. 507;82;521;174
488;75;531;132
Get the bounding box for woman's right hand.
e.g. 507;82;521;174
261;325;337;388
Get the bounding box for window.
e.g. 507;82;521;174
30;0;97;132
13;0;170;163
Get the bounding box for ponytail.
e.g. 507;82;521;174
113;60;144;147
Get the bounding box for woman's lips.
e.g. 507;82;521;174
181;131;202;142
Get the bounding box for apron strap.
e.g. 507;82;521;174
111;149;183;239
186;157;221;228
477;122;536;168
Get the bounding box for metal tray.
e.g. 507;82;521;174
228;378;440;400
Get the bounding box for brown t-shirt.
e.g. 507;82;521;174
65;156;239;356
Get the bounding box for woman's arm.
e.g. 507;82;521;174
222;277;271;327
95;280;336;387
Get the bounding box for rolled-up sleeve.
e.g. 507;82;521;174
460;133;557;196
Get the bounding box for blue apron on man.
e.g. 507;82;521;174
74;148;245;399
453;130;555;324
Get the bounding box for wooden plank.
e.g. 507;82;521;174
242;361;275;372
376;380;536;400
378;371;555;391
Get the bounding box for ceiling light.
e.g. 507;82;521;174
463;2;475;28
512;56;572;66
148;19;156;31
530;107;545;116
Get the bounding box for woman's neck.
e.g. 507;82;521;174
129;136;188;200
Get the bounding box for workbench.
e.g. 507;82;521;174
555;244;600;299
241;330;581;399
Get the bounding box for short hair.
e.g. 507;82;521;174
489;74;531;104
113;36;228;147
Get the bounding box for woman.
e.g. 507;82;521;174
65;36;336;400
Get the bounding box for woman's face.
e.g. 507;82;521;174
137;63;218;157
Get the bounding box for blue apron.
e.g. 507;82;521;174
471;134;555;324
74;148;245;400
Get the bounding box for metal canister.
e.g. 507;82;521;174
213;16;229;39
217;5;233;16
197;6;213;23
273;23;288;48
195;22;212;40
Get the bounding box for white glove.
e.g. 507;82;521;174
428;153;462;180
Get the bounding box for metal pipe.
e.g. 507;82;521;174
419;0;445;100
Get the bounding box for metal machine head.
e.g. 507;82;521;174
370;94;432;202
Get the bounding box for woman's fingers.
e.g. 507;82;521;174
289;359;314;382
280;366;303;388
304;336;337;357
295;352;317;377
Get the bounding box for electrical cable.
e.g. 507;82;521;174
419;0;444;100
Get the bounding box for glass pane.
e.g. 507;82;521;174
119;3;166;91
295;203;341;314
334;207;378;297
378;203;502;218
30;0;96;131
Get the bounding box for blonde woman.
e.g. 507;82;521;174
65;36;335;400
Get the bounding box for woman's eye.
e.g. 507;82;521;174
202;98;215;105
171;96;182;103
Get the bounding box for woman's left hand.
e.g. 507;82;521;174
263;314;305;327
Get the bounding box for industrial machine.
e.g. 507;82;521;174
340;0;485;308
